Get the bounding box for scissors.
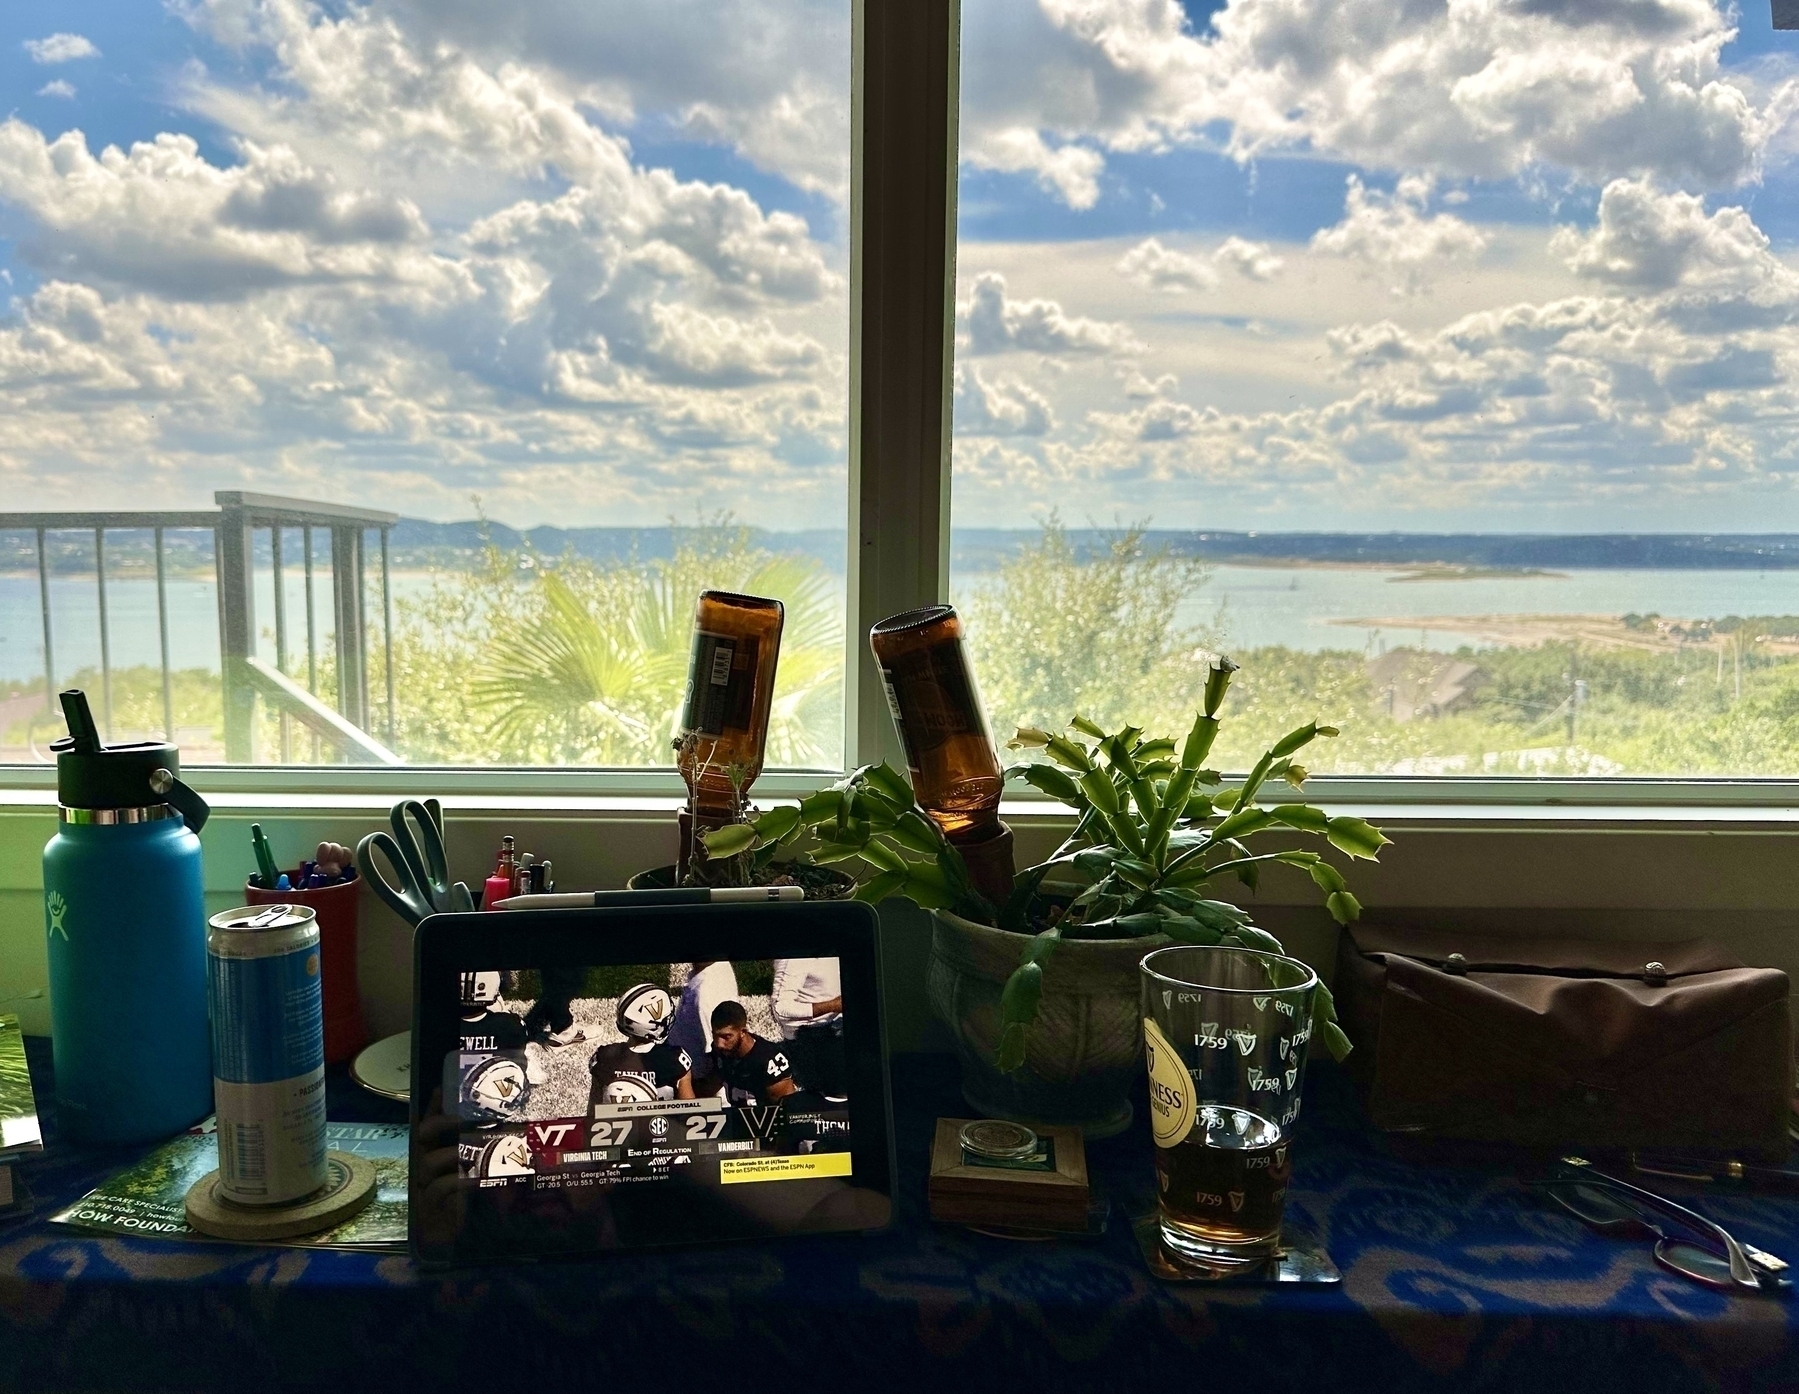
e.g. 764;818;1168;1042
356;798;475;925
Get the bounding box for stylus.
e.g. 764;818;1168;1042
491;886;807;909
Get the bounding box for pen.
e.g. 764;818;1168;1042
491;886;807;910
1631;1151;1799;1193
250;823;280;890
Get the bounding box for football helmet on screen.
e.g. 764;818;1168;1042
617;983;674;1043
600;1076;659;1105
460;971;503;1011
463;1055;530;1120
473;1131;535;1178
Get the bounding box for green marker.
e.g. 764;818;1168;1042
250;823;280;890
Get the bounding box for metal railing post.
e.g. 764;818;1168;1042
303;523;319;762
330;523;367;739
94;528;112;739
154;526;174;740
381;526;395;745
272;524;291;762
35;527;54;715
217;499;258;762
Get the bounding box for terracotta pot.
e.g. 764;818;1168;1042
928;904;1168;1139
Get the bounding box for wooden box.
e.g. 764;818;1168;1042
927;1118;1090;1233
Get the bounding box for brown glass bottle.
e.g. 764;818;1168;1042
677;590;784;831
869;603;1006;839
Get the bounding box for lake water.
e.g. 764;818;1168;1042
5;563;1799;688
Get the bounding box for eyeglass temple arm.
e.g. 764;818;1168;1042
1552;1161;1762;1288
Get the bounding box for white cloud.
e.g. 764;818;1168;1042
954;364;1056;435
959;271;1145;354
36;81;76;100
1552;176;1791;291
24;34;99;64
1311;176;1490;296
1116;234;1287;293
0;1;853;525
1117;237;1217;292
956;0;1795;207
963;128;1105;210
0;124;432;299
371;0;851;198
1213;236;1283;282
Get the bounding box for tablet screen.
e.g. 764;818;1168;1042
454;958;853;1187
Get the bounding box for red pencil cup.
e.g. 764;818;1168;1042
244;871;370;1065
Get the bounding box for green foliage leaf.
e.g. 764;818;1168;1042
752;804;802;842
1078;767;1120;815
1203;655;1239;717
1326;817;1391;860
1182;713;1220;770
1271;804;1329;833
1307;861;1346;894
1019;762;1082;803
1009;726;1052;749
852;869;907;904
1044;733;1095;771
858;838;907;874
1070;715;1107;740
890;810;942;856
996;961;1044;1070
700;824;757;859
1270;721;1329;758
798;787;844;824
863;762;917;809
1228;923;1285;955
1326;889;1363;924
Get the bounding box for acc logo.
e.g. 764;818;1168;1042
1144;1016;1196;1147
46;891;68;941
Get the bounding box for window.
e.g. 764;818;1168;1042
950;0;1799;781
6;1;1797;797
0;2;850;771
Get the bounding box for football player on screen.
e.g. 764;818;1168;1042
455;971;549;1124
587;984;696;1108
708;1000;849;1153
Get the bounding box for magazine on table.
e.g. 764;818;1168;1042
50;1120;409;1251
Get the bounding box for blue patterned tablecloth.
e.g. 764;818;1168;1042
5;1036;1799;1393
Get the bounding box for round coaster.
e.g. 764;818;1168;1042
959;1118;1038;1161
184;1151;377;1241
350;1030;411;1102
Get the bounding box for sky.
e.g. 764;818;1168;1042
4;1;1799;533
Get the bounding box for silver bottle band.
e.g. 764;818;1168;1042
58;803;177;825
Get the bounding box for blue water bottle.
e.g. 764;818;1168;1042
44;689;214;1143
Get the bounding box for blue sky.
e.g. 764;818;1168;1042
5;0;1799;534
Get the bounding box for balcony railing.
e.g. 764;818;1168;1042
2;492;401;764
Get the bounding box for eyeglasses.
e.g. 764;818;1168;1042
1528;1157;1790;1296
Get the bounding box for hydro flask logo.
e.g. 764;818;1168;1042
46;891;68;941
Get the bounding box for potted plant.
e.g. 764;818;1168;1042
629;751;854;899
705;657;1388;1136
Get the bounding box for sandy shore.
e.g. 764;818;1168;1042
1332;612;1799;654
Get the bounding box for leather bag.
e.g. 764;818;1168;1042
1334;923;1794;1159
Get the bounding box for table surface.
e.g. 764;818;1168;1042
6;1039;1799;1393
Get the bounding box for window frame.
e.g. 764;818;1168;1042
3;0;1797;816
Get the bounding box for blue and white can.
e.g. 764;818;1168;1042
207;904;327;1206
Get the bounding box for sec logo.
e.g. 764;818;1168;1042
650;1115;668;1138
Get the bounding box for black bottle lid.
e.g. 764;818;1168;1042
52;690;208;831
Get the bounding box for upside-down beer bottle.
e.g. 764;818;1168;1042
676;591;784;868
868;605;1015;904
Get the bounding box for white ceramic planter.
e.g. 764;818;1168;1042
927;906;1168;1139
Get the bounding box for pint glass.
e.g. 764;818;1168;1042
1140;945;1320;1266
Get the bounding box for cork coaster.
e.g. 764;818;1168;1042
184;1151;376;1241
